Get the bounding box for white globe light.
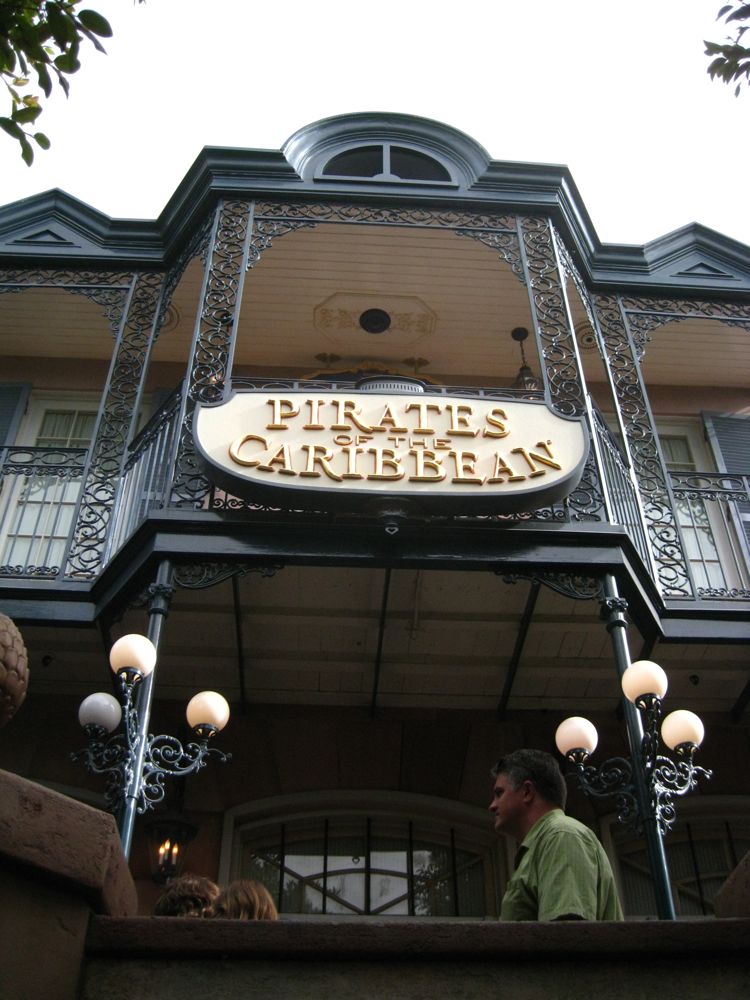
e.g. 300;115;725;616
186;691;230;732
555;716;598;756
661;710;705;750
78;692;122;732
109;634;157;678
621;660;668;703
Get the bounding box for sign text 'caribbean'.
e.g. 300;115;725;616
194;392;589;513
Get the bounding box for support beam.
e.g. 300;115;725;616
231;574;248;711
370;568;392;719
496;579;540;719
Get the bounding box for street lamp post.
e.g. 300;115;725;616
72;560;232;859
555;574;711;920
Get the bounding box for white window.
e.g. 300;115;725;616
221;793;503;918
0;397;97;575
660;419;749;596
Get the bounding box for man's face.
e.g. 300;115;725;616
488;772;529;839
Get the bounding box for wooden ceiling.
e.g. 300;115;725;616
1;222;748;393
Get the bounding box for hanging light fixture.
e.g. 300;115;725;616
510;326;543;391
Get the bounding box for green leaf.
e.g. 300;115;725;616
20;136;33;166
13;105;42;125
36;62;52;97
34;132;51;150
54;51;81;73
78;10;113;38
0;116;24;140
47;5;78;46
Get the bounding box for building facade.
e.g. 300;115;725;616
0;113;748;917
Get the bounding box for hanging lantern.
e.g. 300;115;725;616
144;811;198;883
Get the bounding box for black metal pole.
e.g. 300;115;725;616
601;573;675;919
119;559;175;859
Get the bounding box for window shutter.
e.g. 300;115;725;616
0;384;31;446
703;413;750;553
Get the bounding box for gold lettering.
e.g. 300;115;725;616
445;403;478;437
331;399;376;433
409;449;446;482
511;445;561;477
228;434;269;467
257;444;297;476
367;448;405;480
340;445;365;479
448;450;484;484
487;454;526;483
266;398;299;430
299;444;343;481
432;437;452;450
374;404;408;433
482;407;510;438
533;440;562;467
304;398;326;430
404;401;442;434
333;433;354;446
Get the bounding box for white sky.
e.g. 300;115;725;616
2;0;747;248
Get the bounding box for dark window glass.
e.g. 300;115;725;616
322;146;383;177
391;147;451;181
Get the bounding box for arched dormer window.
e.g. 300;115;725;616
282;114;490;189
321;143;453;183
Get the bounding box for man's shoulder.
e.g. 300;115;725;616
533;810;601;848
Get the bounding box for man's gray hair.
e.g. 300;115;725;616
491;749;568;809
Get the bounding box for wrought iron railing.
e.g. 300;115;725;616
1;382;748;603
104;386;184;561
589;407;651;568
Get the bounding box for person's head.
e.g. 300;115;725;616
212;879;278;920
489;749;567;841
154;873;219;917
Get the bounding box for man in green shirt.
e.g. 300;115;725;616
489;748;623;921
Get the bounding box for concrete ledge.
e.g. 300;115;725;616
0;768;136;916
0;769;137;1000
83;916;750;1000
87;914;750;960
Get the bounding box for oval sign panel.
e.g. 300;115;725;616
194;391;589;514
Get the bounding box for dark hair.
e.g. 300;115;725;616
154;873;219;917
212;879;278;921
491;749;567;809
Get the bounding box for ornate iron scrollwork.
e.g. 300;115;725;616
517;217;587;418
501;571;604;601
65;271;165;579
592;294;692;597
171;200;254;505
72;674;230;815
174;561;284;590
454;229;525;282
254;201;518;231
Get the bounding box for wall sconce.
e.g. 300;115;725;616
144;811;198;883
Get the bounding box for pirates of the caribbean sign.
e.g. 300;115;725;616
194;391;589;513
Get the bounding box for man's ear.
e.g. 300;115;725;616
521;779;536;804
